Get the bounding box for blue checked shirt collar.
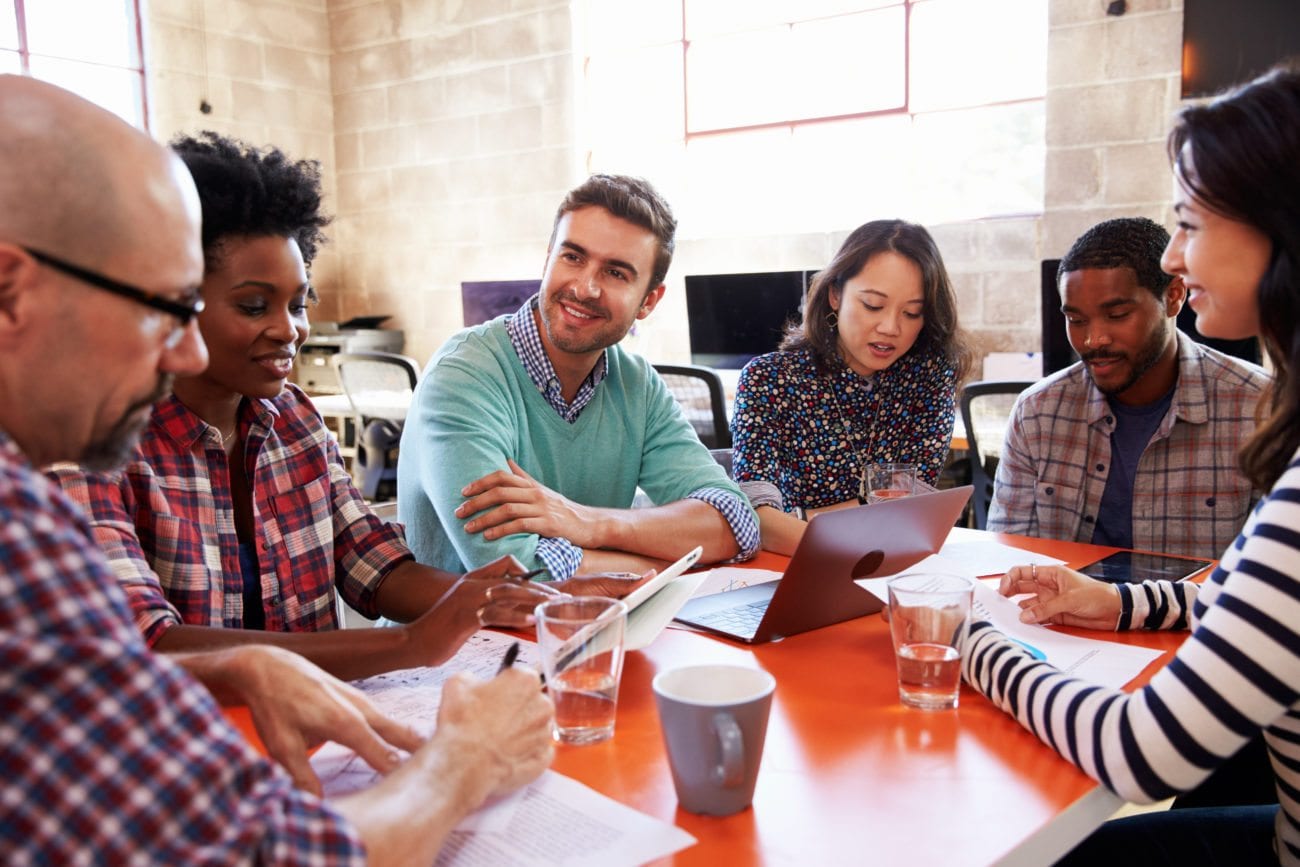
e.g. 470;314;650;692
506;295;608;423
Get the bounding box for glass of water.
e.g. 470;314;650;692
861;462;917;504
886;573;973;710
534;596;628;745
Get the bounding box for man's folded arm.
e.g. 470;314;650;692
409;359;548;571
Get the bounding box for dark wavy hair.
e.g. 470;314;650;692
1169;61;1300;490
550;173;676;294
1058;217;1174;299
781;219;972;381
170;131;330;271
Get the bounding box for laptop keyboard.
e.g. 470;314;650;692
693;599;771;635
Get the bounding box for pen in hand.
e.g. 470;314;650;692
496;641;521;676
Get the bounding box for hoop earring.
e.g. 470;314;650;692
826;310;839;329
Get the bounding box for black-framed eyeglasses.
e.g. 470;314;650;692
25;246;204;347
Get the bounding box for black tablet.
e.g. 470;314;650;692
1078;550;1214;584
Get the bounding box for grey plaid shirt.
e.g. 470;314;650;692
988;332;1270;559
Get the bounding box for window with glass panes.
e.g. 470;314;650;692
0;0;146;127
579;0;1047;236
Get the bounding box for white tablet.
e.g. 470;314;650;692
621;546;704;612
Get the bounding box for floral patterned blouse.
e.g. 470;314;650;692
731;347;958;511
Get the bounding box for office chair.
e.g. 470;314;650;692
653;364;732;449
959;380;1034;530
333;351;420;501
709;448;734;479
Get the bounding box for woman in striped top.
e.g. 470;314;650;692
966;62;1300;865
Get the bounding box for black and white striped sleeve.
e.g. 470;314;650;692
962;458;1300;811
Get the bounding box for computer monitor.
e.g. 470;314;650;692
460;279;541;327
685;270;811;370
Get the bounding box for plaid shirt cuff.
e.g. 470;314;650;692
687;487;759;561
534;537;583;580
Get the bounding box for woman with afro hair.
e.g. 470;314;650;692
50;132;638;681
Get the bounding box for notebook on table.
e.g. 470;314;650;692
673;485;974;644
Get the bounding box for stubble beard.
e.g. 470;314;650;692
79;374;174;471
1086;329;1169;399
540;294;626;356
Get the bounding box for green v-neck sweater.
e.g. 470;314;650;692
396;316;750;573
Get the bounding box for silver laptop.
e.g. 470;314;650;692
674;485;973;644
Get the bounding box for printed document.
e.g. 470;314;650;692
310;630;696;865
856;561;1165;690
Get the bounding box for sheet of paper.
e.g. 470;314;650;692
626;570;709;650
691;566;782;598
937;540;1066;576
855;574;1164;690
434;770;696;867
309;630;696;866
968;581;1164;688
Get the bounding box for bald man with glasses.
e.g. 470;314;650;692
23;246;206;346
0;75;553;865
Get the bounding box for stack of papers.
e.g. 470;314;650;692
310;630;696;866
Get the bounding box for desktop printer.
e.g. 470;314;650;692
295;316;404;394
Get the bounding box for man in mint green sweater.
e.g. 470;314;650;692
398;175;758;579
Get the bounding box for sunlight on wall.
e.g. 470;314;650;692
581;0;1047;238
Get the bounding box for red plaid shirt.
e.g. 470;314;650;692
0;430;365;863
50;385;412;645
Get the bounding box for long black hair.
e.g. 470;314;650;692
1169;61;1300;489
782;219;972;381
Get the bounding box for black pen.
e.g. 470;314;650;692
496;640;520;675
518;567;549;582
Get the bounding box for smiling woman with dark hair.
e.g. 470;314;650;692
967;62;1300;864
49;132;635;682
731;219;972;555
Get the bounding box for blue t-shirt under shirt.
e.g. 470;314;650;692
1091;386;1176;549
238;540;264;630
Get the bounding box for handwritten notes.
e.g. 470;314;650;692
309;630;696;865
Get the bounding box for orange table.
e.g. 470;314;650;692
549;530;1187;866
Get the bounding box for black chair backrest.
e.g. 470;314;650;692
653;363;732;449
959;380;1034;530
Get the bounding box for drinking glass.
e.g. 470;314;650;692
862;462;917;504
887;573;973;710
534;596;628;745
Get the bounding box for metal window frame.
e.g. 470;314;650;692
8;0;149;129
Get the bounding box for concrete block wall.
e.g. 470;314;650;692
1043;0;1185;260
326;0;579;364
144;0;343;317
140;0;1189;371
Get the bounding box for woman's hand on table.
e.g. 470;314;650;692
999;564;1121;630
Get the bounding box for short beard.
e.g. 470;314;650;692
540;294;624;355
79;375;173;471
1086;333;1168;399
